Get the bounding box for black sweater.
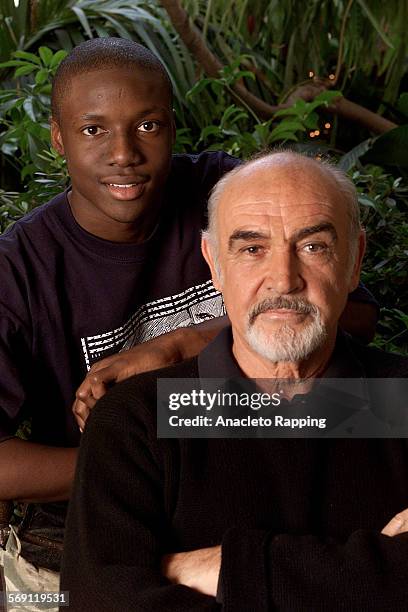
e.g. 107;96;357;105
61;333;408;611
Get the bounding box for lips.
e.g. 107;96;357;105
101;177;148;201
259;309;306;319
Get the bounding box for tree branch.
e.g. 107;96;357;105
160;0;397;134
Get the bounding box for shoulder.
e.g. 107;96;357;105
0;192;68;301
170;151;240;192
352;341;408;377
89;356;200;430
0;191;67;248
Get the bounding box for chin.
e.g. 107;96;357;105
246;318;327;363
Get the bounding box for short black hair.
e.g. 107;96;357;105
51;37;173;122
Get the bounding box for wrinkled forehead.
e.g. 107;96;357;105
216;162;347;236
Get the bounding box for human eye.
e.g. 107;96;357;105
81;126;105;136
300;242;328;255
137;120;160;133
240;244;265;256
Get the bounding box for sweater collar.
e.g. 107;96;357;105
198;325;366;379
197;325;369;410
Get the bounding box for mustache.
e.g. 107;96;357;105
248;296;319;326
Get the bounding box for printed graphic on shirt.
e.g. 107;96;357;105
81;280;225;370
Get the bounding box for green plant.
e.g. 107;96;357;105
185;60;342;155
183;0;408;106
0;1;198;127
0;47;69;230
351;166;408;353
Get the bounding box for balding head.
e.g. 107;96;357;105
204;152;361;274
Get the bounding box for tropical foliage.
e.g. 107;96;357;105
0;0;407;351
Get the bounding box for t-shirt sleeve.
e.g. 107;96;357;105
60;382;220;612
219;526;408;610
192;151;241;202
0;307;32;442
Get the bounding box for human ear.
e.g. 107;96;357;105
348;230;366;291
201;234;222;292
50;119;65;156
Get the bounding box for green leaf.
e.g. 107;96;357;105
13;50;41;65
35;68;49;85
71;6;93;39
0;60;31;69
338;138;374;171
270;132;299;143
272;120;306;136
23;98;36;121
49;50;68;70
220;104;248;126
356;0;394;48
273;107;299;119
21;164;36;180
26;122;49;140
39;84;52;95
186;79;214;100
358;195;377;209
210;81;224;97
200;125;222;140
14;64;37;77
304;112;319;129
227;70;255;83
1;142;18;156
313;90;342;105
39;47;53;67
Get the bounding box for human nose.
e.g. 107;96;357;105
261;248;304;295
109;130;143;167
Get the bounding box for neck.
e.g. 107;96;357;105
68;190;159;244
232;329;337;380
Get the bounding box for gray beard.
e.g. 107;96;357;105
246;299;327;363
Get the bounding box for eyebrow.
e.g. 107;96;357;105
292;222;337;242
228;230;269;251
77;107;168;122
228;223;337;251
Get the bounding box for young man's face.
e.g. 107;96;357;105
51;67;175;242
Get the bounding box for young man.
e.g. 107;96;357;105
0;38;238;597
0;38;376;586
61;153;408;611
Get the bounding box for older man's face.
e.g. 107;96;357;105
203;159;364;363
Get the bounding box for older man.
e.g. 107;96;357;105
61;152;408;611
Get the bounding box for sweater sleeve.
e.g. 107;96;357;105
60;381;220;612
219;526;408;611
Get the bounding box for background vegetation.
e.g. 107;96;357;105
0;0;407;352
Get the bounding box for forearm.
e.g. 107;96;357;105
74;315;230;426
0;438;77;502
171;315;229;362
